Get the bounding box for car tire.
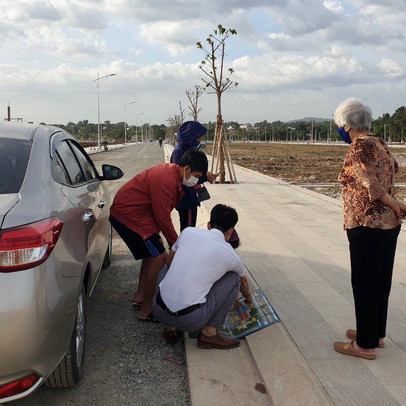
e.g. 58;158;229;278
102;224;112;269
44;285;86;388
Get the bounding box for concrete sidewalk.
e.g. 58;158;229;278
164;146;406;405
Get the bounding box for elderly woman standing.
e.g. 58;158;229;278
333;98;406;360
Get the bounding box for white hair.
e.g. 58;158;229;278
333;98;372;131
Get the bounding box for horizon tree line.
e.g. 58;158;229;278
39;105;406;144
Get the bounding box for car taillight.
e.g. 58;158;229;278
0;374;40;399
0;218;63;272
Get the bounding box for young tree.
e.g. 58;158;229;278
197;24;238;183
166;100;185;146
186;85;205;121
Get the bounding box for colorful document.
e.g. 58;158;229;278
218;288;279;339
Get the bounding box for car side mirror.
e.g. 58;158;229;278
100;164;124;180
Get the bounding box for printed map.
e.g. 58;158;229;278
218;289;279;339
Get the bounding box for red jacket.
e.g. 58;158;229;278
110;163;184;247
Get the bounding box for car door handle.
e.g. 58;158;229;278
82;211;94;222
98;200;106;208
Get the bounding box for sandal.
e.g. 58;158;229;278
137;313;159;323
334;341;376;360
163;329;180;344
346;329;384;348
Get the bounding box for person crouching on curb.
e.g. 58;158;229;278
151;204;252;349
109;149;208;322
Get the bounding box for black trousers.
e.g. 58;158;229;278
176;207;198;231
347;225;400;348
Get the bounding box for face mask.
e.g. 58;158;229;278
338;127;352;144
196;142;206;150
183;175;199;187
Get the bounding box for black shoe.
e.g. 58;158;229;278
164;329;180;344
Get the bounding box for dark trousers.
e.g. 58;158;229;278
347;225;400;348
176;207;197;231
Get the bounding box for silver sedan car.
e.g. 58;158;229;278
0;122;123;403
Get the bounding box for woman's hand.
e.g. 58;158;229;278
397;201;406;219
206;171;220;183
380;193;406;219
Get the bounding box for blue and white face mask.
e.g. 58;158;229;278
338;127;352;144
196;142;206;150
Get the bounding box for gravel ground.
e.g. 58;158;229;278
11;142;189;406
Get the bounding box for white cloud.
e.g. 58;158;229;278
105;0;274;22
266;0;339;36
232;48;366;93
320;15;403;47
139;20;200;55
0;0;405;125
379;59;404;77
129;48;143;57
257;33;317;53
323;0;344;14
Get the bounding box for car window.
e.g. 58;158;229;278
0;138;32;194
68;141;98;181
51;147;70;185
55;141;86;185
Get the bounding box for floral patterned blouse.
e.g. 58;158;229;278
338;134;401;230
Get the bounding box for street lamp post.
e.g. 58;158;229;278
122;101;136;145
134;112;144;144
140;118;148;142
93;72;117;149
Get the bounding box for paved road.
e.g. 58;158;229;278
13;142;189;406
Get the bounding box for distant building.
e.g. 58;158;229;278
227;125;237;136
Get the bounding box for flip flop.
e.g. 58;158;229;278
334;341;376;360
137;313;159;323
346;329;384;348
132;301;143;308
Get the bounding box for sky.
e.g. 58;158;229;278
1;0;405;126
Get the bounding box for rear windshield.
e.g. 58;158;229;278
0;138;32;194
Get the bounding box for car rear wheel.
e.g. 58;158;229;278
102;224;112;269
45;285;86;388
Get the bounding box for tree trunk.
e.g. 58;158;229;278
216;92;226;183
216;115;225;183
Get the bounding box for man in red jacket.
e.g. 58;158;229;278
110;149;208;321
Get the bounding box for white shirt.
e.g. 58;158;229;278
159;227;245;312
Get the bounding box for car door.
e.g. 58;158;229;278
50;136;101;282
66;140;110;289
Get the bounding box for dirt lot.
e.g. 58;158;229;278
221;142;406;200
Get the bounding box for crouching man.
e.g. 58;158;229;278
152;204;252;349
